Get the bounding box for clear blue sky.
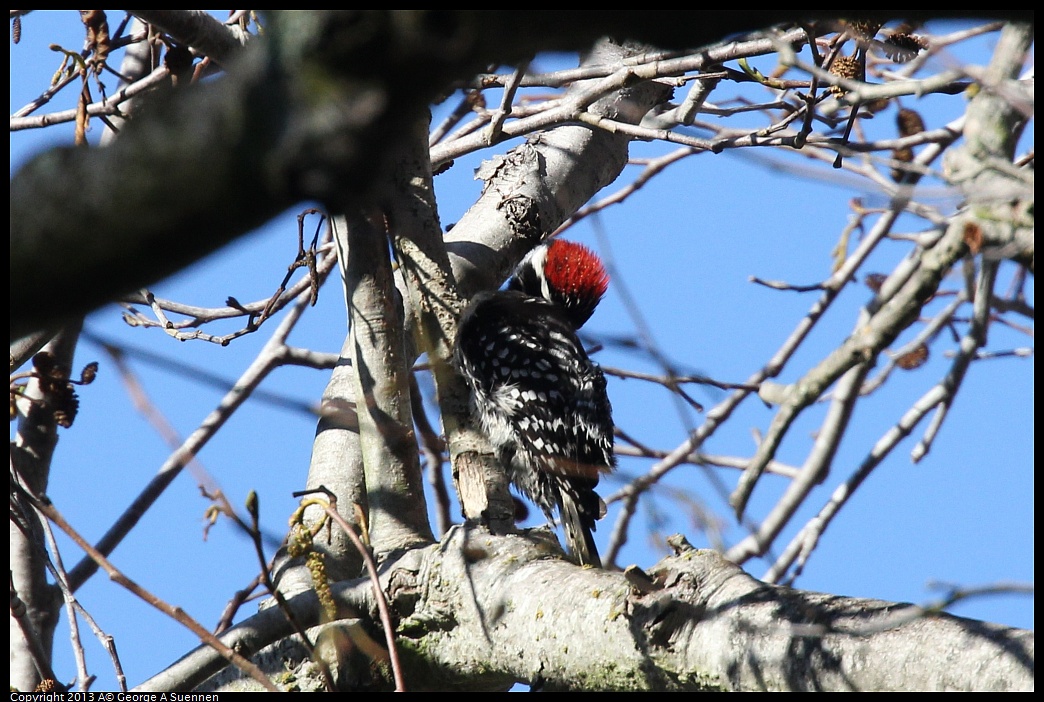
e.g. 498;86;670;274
11;13;1033;691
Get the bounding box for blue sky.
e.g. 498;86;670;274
11;13;1033;691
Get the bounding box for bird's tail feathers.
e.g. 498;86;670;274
560;492;602;568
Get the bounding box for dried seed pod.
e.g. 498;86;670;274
863;97;892;114
891;108;926;180
50;384;79;428
842;19;884;42
881;30;927;63
897;108;926;137
895;344;929;370
829;54;863;96
891;146;914;182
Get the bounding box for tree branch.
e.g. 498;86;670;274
128;10;250;68
339;213;434;552
138;532;1035;692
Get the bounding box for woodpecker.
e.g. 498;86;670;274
453;239;615;567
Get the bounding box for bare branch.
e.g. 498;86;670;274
338;213;434;552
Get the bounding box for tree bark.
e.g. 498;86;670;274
141;530;1034;692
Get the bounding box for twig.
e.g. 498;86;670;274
484;59;529;145
749;276;825;292
122;231;335;346
429;89;483;146
612;445;800;480
430;27;811;167
554;147;696;234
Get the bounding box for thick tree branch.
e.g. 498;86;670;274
339;213;433;553
137;532;1034;692
382;117;514;531
128;10;250;68
297;331;369;583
